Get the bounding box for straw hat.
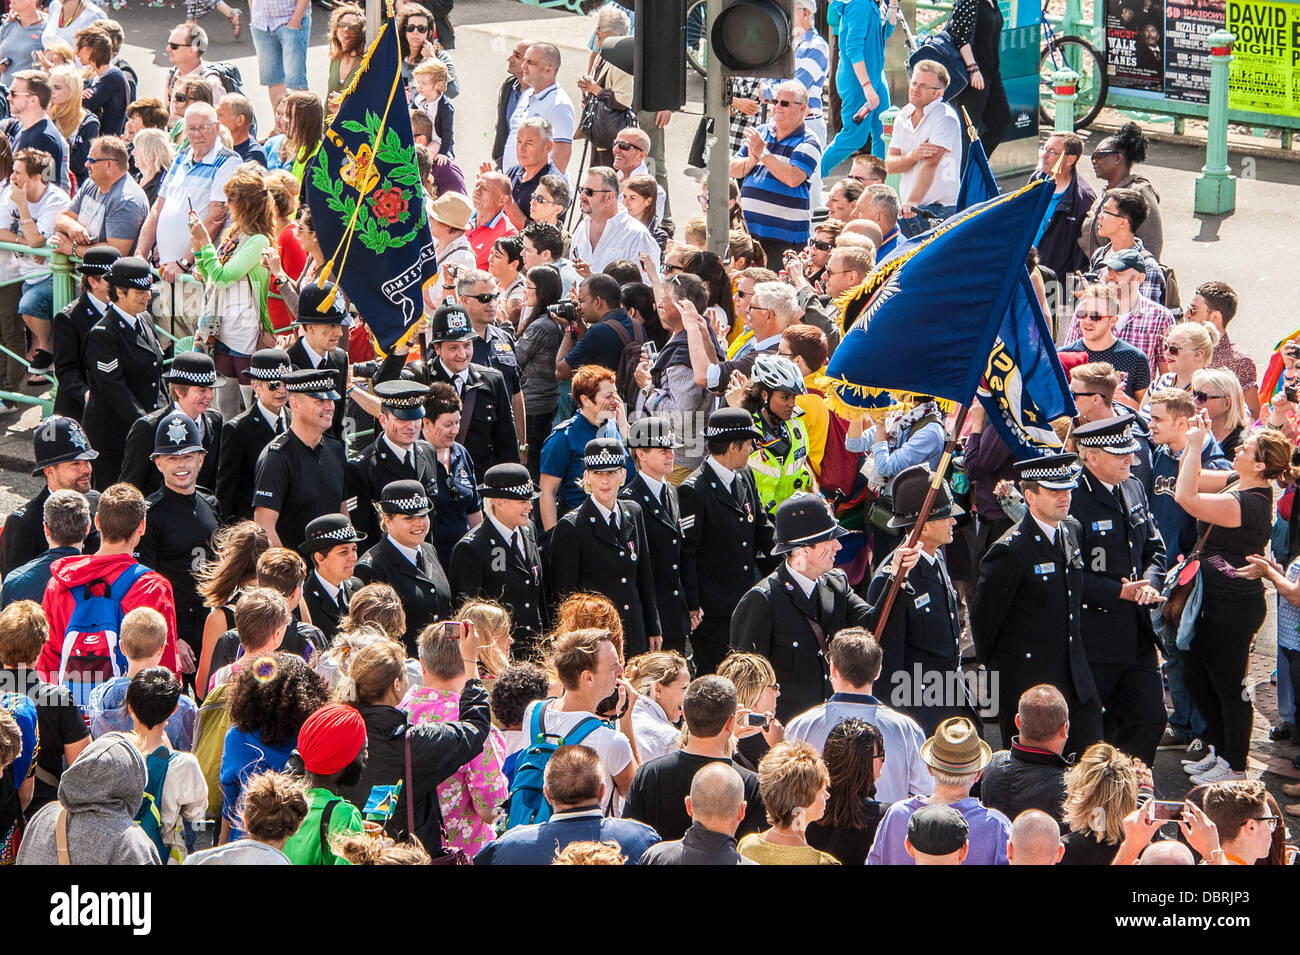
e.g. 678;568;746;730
428;191;472;231
920;717;992;775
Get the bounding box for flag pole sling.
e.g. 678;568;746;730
871;401;972;637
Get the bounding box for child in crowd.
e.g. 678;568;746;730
410;58;453;161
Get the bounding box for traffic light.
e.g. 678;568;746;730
600;0;687;113
710;0;794;77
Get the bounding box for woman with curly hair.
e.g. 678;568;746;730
194;521;270;700
186;770;308;865
326;3;366;105
805;718;886;866
455;598;514;681
219;652;329;842
1060;742;1153;865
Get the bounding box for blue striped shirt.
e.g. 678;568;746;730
761;28;831;118
736;123;822;244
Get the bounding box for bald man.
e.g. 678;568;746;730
842;218;884;251
467;171;519;270
1138;842;1195;865
639;763;755;865
1007;810;1065;865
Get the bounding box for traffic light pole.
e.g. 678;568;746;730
705;0;732;258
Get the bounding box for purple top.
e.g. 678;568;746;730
964;427;1017;520
866;795;1011;865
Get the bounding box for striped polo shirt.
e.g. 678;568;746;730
155;142;242;264
761;28;831;119
736;122;822;245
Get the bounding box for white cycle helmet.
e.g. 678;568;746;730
750;354;807;396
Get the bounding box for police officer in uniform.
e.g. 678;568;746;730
217;348;291;520
731;493;868;722
864;464;975;735
354;480;453;656
51;245;118;421
1;416;101;577
679;408;777;678
621;417;689;656
550;438;661;658
253;368;348;553
119;352;224;496
426;303;519;481
287;281;352;442
971;453;1103;758
83;256;167;489
300;514;363;644
1070;414;1168;766
457;267;524;445
138;412;222;674
423;382;484;566
450;463;547;654
345;380;437;547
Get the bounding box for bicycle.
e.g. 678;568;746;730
686;0;709;76
1038;2;1108;130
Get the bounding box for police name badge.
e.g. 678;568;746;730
1034;562;1056;575
1092;519;1112;532
914;593;931;609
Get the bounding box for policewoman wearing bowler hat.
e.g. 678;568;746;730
731;492;869;721
450;463;548;653
0;416;101;578
863;464;975;735
971;452;1103;758
138;411;222;668
118;351;224;497
82;256;167;490
51;244;119;421
344;379;439;549
217;347;291;520
1068;413;1167;766
287;280;352;442
300;514;364;645
354;480;453;656
620;416;690;656
550;437;661;658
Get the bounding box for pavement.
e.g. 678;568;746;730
0;0;1297;822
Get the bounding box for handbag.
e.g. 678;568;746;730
579;60;636;150
1162;524;1214;624
405;728;470;865
907;0;974;102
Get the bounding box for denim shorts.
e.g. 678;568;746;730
18;275;53;320
251;13;311;89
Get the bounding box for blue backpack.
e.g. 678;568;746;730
503;699;607;830
56;563;150;710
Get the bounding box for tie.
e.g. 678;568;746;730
275;416;284;435
406;450;415;471
731;475;744;502
608;511;618;533
415;550;428;576
455;376;464;396
513;529;527;561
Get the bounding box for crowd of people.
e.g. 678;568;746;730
0;0;1295;866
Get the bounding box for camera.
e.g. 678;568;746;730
547;301;577;322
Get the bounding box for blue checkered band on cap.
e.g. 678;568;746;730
584;450;625;469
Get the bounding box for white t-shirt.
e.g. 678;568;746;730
522;699;632;814
892;101;962;208
42;1;106;50
503;83;575;175
0;183;71;279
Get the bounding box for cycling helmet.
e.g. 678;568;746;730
750;354;807;396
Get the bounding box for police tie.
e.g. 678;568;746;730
731;475;744;503
275;416;285;435
416;550;428;577
406;449;415;471
454;376;464;397
513;529;527;562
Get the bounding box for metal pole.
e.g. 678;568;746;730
705;0;730;257
1195;31;1237;216
1051;68;1079;133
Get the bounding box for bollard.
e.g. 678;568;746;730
51;250;73;316
1195;30;1236;215
881;106;901;192
1051;68;1079;133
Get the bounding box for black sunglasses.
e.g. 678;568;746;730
579;186;613;197
266;381;285;391
406;23;429;32
465;292;498;303
1070;390;1100;399
613;140;644;152
772;98;803;108
1192;390;1224;402
808;239;833;251
167;42;192;49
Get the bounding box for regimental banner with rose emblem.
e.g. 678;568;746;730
305;10;437;350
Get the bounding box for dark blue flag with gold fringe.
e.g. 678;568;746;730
304;8;435;350
823;177;1055;416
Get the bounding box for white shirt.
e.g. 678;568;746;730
785;561;818;598
785;697;933;803
618;161;666;222
42;1;106;49
503;82;576;174
155;141;242;264
387;535;421;569
522;698;632;812
382;433;415;465
570;209;661;278
487;513;525;556
87;293;108;317
630;695;682;764
892;101;962;208
592;498;619;528
640;472;664;504
440;361;469;394
0;184;72;279
301;339;327;368
706;456;738;488
314;571;342;605
1030;513;1059;544
257;401;284;433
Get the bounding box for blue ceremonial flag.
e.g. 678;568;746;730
304;17;435;350
823;178;1054;414
956;136;998;211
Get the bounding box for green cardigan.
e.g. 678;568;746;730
196;232;273;334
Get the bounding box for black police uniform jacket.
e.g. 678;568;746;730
51;293;106;420
119;405;223;496
216;404;284;520
137;486;221;646
549;497;660;658
1069;469;1166;666
428;361;519;480
449;518;547;650
620;472;688;649
344;436;439;548
0;486;101;578
678;462;777;621
970;514;1097;705
354;536;452;656
287;339;349;441
82;305;166;454
731;562;872;722
864;550;965;691
303;572;360;646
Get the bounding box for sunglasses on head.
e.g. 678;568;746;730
465;292;498;303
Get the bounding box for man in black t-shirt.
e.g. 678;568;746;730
623;675;767;842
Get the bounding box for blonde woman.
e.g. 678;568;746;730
717;651;785;771
738;741;840;865
1143;322;1218;413
626;650;688;762
131;127;173;206
190;163;277;419
455;599;514;681
48;64;98;188
1191;366;1249;459
1059;742;1151;865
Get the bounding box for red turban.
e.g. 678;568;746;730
298;704;367;775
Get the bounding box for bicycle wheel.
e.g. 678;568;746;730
686;0;709;76
1038;35;1108;131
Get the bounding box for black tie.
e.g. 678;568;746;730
513;529;527;561
406;449;415;471
416;550;428;576
732;475;744;503
608;511;618;533
275;416;284;435
455;376;464;396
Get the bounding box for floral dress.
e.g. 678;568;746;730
402;686;507;855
